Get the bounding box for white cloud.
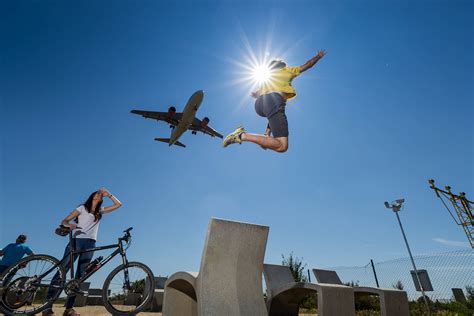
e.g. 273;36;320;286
432;238;470;248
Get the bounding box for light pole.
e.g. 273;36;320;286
384;199;430;314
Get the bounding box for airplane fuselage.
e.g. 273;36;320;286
169;90;204;146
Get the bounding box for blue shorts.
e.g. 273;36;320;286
254;93;289;138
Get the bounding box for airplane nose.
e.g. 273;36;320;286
191;90;204;108
194;90;204;100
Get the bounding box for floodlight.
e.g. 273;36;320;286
383;197;430;312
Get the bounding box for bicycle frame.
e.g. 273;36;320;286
37;230;130;291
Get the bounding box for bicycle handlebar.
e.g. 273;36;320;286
119;227;133;242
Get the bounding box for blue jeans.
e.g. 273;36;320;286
47;238;96;309
0;265;8;275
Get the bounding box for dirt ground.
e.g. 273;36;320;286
49;305;317;315
49;305;160;315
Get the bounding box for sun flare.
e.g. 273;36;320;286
252;64;272;85
226;26;293;110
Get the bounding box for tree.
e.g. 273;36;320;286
392;280;404;290
131;279;145;293
281;252;315;310
344;280;359;287
281;252;308;282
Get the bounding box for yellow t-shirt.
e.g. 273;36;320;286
258;66;301;100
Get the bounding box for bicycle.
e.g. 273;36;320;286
0;226;155;315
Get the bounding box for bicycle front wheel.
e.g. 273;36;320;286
102;261;155;315
0;254;66;315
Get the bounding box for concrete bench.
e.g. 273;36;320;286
86;288;105;306
313;268;409;316
124;292;143;306
163;218;269;316
452;288;467;304
264;264;355;316
146;276;167;312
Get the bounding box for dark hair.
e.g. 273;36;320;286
82;191;103;222
269;59;287;69
16;235;27;243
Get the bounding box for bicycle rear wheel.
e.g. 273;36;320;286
0;254;66;315
102;261;155;315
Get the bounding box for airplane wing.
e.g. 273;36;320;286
189;118;223;139
130;110;183;126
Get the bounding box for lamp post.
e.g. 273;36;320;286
384;199;430;314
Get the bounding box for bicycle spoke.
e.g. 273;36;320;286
0;255;65;315
102;262;154;315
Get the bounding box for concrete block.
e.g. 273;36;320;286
264;264;355;316
312;269;343;285
312;268;409;316
146;276;168;312
86;288;105;306
163;218;269;316
452;288;467;304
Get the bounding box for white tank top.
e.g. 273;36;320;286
73;205;102;240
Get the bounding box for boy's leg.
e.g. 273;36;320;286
243;107;289;152
241;133;288;152
259;124;271;150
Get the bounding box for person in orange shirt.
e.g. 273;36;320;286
223;49;326;152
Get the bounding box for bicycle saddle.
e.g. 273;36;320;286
55;225;83;237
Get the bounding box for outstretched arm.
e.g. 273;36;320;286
61;209;81;229
99;188;122;214
300;49;326;73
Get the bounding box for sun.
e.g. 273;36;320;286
225;26;293;110
252;64;272;85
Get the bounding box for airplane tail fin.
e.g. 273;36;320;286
154;138;186;148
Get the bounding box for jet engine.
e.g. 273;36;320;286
167;106;176;117
168;106;177;129
201;117;210;128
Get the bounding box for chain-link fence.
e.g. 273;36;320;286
327;250;473;302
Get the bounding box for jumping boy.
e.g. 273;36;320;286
223;49;326;152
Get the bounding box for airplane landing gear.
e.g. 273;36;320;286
192;131;197;135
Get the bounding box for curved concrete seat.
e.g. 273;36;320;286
165;272;198;301
145;276;169;312
312;268;409;316
264;264;355;316
163;218;269;316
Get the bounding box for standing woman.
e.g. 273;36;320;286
43;188;122;316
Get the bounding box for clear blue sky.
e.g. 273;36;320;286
1;0;472;284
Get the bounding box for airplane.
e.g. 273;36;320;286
130;90;223;148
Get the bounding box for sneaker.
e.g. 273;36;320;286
42;309;54;316
63;308;79;316
223;127;246;147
